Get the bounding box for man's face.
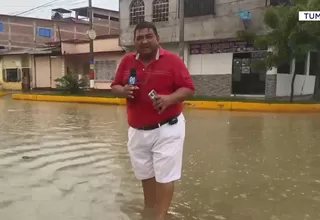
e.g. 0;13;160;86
134;28;159;57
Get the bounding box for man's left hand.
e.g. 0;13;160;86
153;95;174;114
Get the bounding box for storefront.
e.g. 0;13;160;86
187;40;267;97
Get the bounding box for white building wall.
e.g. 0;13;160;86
188;53;232;76
160;43;179;54
276;75;315;96
161;43;233;77
276;53;315;96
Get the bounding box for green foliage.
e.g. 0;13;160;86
237;0;320;70
55;74;88;94
236;0;320;101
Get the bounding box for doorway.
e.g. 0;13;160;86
21;68;31;92
231;52;266;95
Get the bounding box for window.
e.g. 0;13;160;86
295;57;306;75
130;0;145;26
94;13;109;20
110;16;119;22
0;23;4;32
152;0;169;23
309;52;318;76
232;52;267;80
232;53;251;82
277;62;290;74
184;0;215;18
95;60;117;81
3;69;21;82
38;27;52;38
276;57;307;75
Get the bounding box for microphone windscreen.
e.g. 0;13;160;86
130;68;136;75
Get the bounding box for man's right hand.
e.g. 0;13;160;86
122;84;139;99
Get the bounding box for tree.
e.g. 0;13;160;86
298;1;320;98
55;73;88;94
237;0;320;102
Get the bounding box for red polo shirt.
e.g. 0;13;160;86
111;47;195;128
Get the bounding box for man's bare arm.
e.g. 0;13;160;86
169;88;194;104
111;85;125;97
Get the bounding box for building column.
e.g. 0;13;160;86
305;51;310;76
265;67;277;99
0;60;3;87
8;18;12;49
265;47;277;98
183;43;188;66
144;1;152;22
61;56;66;76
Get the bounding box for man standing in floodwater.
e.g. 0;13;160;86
111;21;195;220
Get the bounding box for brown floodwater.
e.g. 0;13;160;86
1;98;320;220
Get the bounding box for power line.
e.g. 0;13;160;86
13;0;83;16
14;0;61;16
67;1;87;7
3;5;39;8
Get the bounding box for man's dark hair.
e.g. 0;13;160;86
134;21;158;37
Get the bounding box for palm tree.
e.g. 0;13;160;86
237;0;320;102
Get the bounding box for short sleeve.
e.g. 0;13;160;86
110;55;127;87
172;55;195;91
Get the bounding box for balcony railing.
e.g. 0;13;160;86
184;0;215;18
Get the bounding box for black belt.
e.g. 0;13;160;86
137;116;178;131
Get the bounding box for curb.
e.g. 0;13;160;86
12;94;126;105
0;92;8;97
11;93;320;112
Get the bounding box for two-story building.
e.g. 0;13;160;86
0;7;121;91
0;7;119;49
0;35;125;90
119;0;317;99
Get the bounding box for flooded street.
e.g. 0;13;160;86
1;99;320;220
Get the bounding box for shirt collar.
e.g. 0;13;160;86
135;47;164;61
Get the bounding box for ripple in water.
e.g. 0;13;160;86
0;101;144;220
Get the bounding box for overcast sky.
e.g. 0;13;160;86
0;0;119;18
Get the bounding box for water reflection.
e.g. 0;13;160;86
0;100;320;220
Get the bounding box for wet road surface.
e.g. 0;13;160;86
1;99;320;220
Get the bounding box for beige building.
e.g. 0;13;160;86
0;36;125;90
117;0;317;99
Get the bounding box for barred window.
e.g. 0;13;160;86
184;0;215;18
3;68;21;82
95;60;117;81
130;0;145;26
152;0;169;23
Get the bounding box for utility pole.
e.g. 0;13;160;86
178;0;185;61
88;0;95;92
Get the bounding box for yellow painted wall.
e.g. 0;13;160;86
0;55;31;90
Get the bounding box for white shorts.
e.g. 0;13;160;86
127;113;186;183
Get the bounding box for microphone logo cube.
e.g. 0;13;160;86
128;76;136;85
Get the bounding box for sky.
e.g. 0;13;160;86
0;0;119;19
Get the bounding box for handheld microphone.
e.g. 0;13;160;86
128;68;137;85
